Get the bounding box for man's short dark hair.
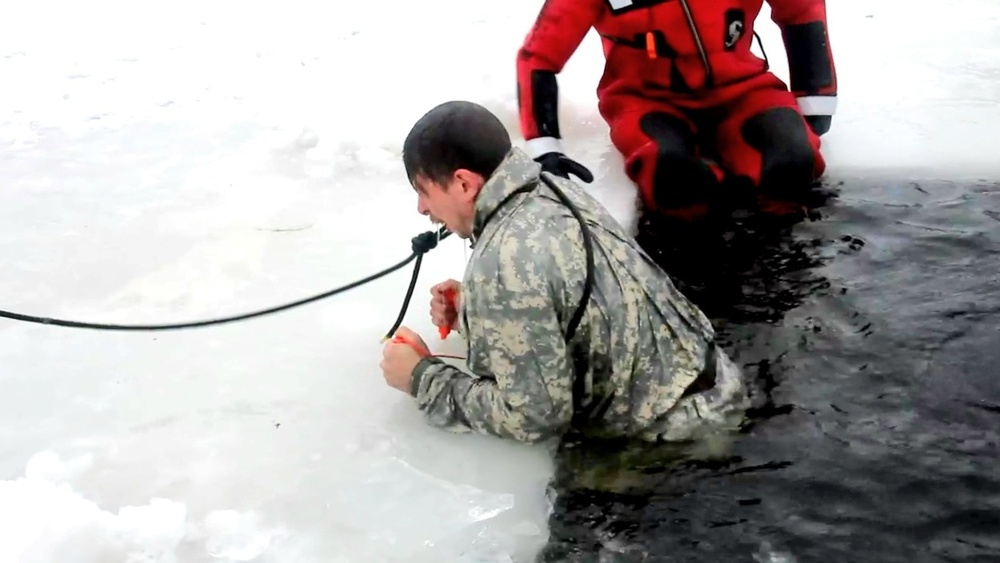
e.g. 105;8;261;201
402;100;513;189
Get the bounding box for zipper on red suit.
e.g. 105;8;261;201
676;0;714;87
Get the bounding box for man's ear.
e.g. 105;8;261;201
453;168;484;200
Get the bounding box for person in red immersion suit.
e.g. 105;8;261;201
516;0;837;219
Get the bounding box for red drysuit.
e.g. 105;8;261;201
516;0;837;216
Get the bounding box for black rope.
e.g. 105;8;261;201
540;175;594;344
0;226;451;335
537;175;596;427
382;253;425;339
381;229;446;339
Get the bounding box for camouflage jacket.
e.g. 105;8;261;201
410;147;734;443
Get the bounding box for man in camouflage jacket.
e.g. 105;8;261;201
380;100;750;445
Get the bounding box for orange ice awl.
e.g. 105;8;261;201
438;288;457;339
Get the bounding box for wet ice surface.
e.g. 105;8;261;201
1;0;999;561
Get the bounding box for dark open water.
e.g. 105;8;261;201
540;177;1000;562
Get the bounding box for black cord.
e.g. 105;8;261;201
754;31;769;70
538;175;596;426
540;175;594;344
0;227;451;333
382;229;448;339
382;253;424;339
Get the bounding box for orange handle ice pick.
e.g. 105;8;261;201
438;288;456;339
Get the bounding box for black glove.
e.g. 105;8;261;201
805;115;832;136
535;152;594;184
796;94;836;136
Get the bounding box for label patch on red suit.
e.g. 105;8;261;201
605;0;672;15
724;9;744;50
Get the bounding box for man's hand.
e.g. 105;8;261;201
430;279;461;331
380;326;427;393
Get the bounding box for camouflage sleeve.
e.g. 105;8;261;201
409;239;578;443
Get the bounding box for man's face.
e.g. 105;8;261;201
413;170;482;238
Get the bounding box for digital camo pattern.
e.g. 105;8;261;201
410;147;749;443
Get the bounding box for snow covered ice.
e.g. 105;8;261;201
1;0;998;561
